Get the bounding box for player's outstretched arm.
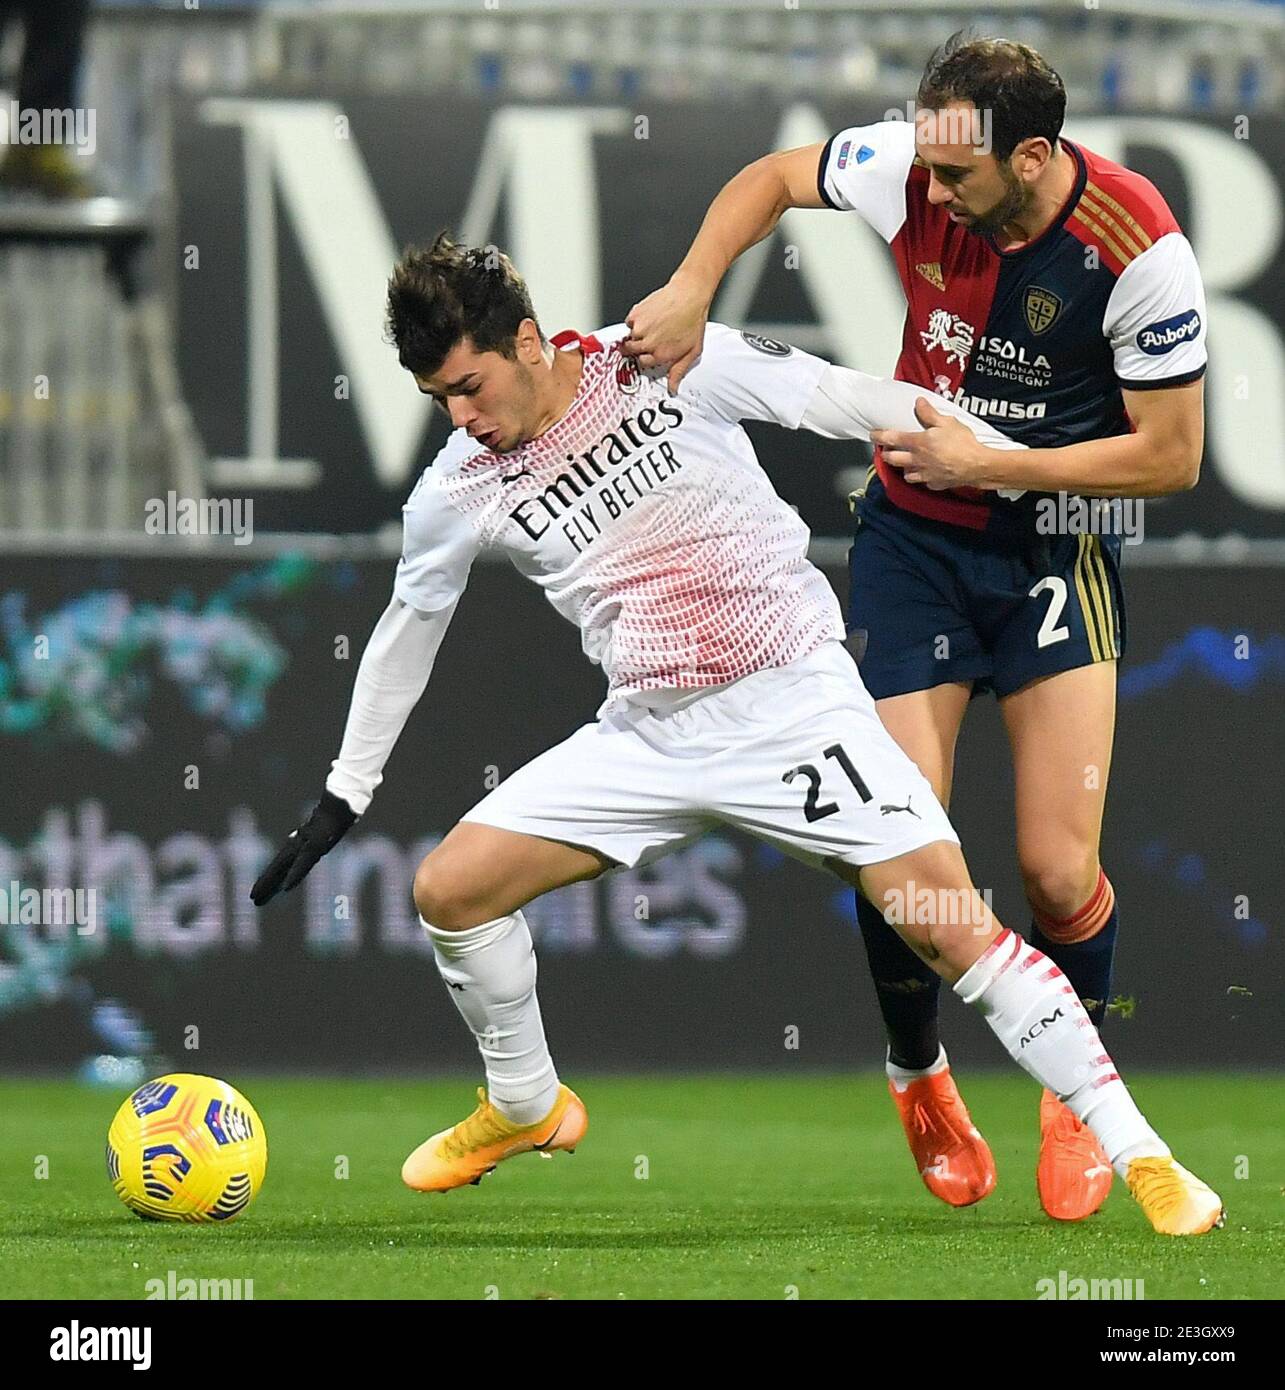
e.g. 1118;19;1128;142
872;379;1203;497
795;364;1029;494
250;596;457;906
675;327;1027;490
799;363;1027;468
623;143;828;391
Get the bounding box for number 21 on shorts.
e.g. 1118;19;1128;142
783;743;872;822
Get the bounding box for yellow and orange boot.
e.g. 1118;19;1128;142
402;1084;587;1193
889;1066;996;1208
1126;1155;1225;1236
1037;1089;1114;1221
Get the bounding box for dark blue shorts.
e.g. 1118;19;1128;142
847;478;1125;702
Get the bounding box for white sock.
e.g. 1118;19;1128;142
421;911;561;1126
886;1044;950;1090
953;930;1169;1176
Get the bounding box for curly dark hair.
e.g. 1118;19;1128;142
918;31;1066;160
385;232;542;378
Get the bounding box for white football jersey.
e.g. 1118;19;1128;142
394;323;845;700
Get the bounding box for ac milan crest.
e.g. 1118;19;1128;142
616;357;641;394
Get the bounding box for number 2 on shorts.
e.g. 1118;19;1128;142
1029;575;1070;648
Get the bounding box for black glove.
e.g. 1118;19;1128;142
251;791;358;906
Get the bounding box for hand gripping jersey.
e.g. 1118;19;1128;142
818;121;1208;531
394;324;845;700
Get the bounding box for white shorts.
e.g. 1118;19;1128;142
462;640;958;870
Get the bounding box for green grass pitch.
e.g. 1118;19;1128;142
2;1073;1280;1300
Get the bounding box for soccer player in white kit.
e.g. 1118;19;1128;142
250;234;1221;1235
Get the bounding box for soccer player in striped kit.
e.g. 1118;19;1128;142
625;34;1207;1222
251;233;1220;1235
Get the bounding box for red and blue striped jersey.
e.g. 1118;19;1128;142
818;122;1207;531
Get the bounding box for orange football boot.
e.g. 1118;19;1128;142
889;1068;997;1207
1037;1089;1114;1221
402;1084;587;1193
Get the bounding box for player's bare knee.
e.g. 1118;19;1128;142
413;852;484;931
866;842;996;978
411;855;449;925
1021;855;1099;921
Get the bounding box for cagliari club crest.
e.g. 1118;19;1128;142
1024;285;1062;335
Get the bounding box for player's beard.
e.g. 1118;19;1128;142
963;166;1029;239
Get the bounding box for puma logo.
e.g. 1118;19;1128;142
880;796;921;819
446;981;466;992
502;466;532;484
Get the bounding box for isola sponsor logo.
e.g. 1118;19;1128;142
973;333;1053;387
1136;309;1201;355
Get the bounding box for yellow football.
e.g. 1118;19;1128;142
106;1073;267;1223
